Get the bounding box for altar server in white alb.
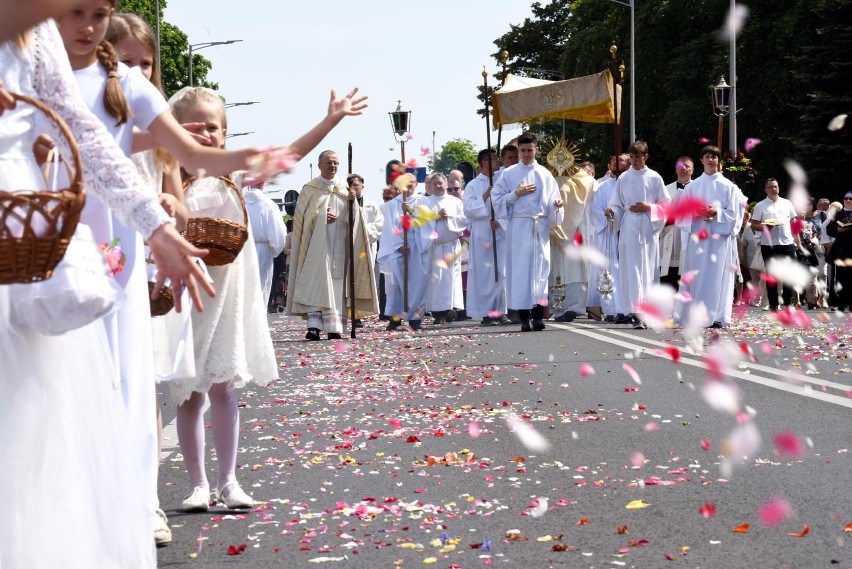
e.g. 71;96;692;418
492;132;564;332
673;145;741;328
377;173;430;331
463;148;511;325
587;153;628;321
244;181;288;309
604;141;670;329
424;173;468;324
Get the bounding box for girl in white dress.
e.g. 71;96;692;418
107;11;193;547
169;84;369;511
0;21;212;569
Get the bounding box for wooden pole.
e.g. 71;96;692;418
347;143;356;339
610;43;621;158
482;68;499;283
401;143;409;313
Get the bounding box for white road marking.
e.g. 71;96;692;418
549;322;852;409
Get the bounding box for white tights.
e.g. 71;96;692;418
176;380;239;492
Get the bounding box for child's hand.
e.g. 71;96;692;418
328;87;368;120
33;133;55;166
0;81;14;115
243;146;301;186
159;193;179;218
180;122;212;146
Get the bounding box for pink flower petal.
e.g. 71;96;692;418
773;431;805;458
758;498;792;526
468;421;481;438
744;137;762;152
622;363;642;384
579;363;596;378
699;503;717;518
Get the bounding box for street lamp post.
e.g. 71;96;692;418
388;101;412;163
606;0;635;143
188;40;242;87
710;76;732;149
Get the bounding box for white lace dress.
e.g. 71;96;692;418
168;176;278;405
0;22;165;569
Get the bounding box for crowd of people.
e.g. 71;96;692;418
1;2;847;568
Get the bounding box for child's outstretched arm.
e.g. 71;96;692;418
288;87;368;158
146;109;257;176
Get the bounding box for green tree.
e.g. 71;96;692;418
117;0;217;96
427;138;478;174
785;0;852;200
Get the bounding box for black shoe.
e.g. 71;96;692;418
386;319;402;331
520;320;532;332
305;328;321;341
353;319;363;328
709;321;724;329
327;332;343;340
433;315;446;325
480;317;492;326
409;319;422;331
446;309;457;323
632;320;647;330
604;315;616;323
614;314;630;324
555;311;576;323
532;319;545;331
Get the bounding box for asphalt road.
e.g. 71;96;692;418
156;308;852;568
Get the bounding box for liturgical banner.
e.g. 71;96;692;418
492;70;622;127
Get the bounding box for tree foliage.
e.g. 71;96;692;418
117;0;217;96
485;0;852;201
427;138;479;175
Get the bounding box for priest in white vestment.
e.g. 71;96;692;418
605;141;670;329
492;133;564;331
463;149;510;325
286;151;379;340
673;146;740;328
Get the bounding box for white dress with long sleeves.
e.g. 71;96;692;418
0;21;163;569
169;177;279;406
244;187;287;307
377;194;430;320
74;58;170;529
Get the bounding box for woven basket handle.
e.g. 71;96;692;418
183;175;248;225
12;93;84;197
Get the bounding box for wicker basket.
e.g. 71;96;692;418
182;176;248;266
0;94;86;284
148;280;174;317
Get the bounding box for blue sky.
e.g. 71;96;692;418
165;1;537;203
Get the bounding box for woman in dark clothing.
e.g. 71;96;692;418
824;192;852;311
